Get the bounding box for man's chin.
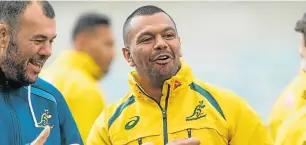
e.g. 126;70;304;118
23;74;38;85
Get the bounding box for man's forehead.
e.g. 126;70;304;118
19;2;56;38
91;25;113;39
23;2;44;18
129;13;176;35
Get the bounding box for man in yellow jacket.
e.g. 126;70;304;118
268;12;306;141
41;12;115;142
87;5;273;145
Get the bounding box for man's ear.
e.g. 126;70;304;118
122;47;136;67
74;32;89;50
178;36;183;57
300;34;306;56
0;23;10;56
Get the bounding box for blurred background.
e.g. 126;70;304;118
47;1;306;122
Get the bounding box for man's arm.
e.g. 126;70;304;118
55;91;84;145
87;111;111;145
229;98;273;145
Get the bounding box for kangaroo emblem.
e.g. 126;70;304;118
36;109;54;128
186;101;207;121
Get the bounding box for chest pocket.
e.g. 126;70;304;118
168;125;229;145
110;117;164;145
120;135;163;145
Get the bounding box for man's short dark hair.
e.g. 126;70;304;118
0;1;55;35
71;12;110;41
123;5;177;47
295;12;306;46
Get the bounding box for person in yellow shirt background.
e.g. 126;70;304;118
41;12;116;142
87;5;273;145
274;106;306;145
273;12;306;145
268;12;306;141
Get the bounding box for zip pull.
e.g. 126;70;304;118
162;110;166;119
138;138;142;145
187;128;191;138
5;80;9;88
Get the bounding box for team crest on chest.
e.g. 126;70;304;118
186;100;207;121
36;109;54;128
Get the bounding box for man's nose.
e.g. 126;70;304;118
154;35;168;50
38;45;52;58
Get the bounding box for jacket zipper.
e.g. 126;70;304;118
4;90;21;145
137;84;170;145
187;128;192;138
138;138;142;145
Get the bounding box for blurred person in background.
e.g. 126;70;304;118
273;12;306;145
274;106;306;145
87;5;273;145
268;12;306;141
41;12;115;142
0;1;83;145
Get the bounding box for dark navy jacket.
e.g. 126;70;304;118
0;77;83;145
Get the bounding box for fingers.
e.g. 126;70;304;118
142;142;154;145
31;126;50;145
167;137;200;145
184;137;200;144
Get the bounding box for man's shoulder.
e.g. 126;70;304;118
106;93;136;114
193;78;242;101
42;68;98;93
269;73;306;123
193;78;254;119
276;106;306;144
42;67;94;84
30;77;63;104
282;106;306;126
103;93;136;123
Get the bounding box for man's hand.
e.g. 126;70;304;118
167;138;200;145
142;138;200;145
31;126;50;145
142;142;154;145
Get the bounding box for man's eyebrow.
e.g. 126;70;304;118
31;34;48;39
31;34;57;40
51;34;57;39
137;31;154;39
163;26;176;32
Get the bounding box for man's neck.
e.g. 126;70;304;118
137;75;163;102
0;70;24;90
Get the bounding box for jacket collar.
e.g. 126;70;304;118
128;59;194;97
54;50;103;80
0;70;25;91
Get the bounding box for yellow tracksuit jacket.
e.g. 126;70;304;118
268;69;306;141
41;50;105;143
87;60;272;145
275;106;306;145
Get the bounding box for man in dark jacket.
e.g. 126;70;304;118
0;1;83;145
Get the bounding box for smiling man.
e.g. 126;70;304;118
0;1;83;145
87;5;272;145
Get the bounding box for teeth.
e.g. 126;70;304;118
158;56;168;60
30;61;42;68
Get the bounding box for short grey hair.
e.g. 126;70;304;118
0;1;55;35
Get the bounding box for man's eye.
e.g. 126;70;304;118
50;39;54;44
164;34;175;39
141;37;153;43
33;40;44;45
